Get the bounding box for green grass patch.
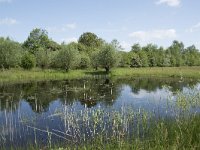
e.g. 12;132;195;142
111;66;200;79
0;67;200;84
0;68;96;84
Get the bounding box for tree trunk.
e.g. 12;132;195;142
105;66;110;73
65;67;69;72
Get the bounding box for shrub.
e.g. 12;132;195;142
21;53;36;70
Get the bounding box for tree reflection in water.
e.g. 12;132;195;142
0;78;199;112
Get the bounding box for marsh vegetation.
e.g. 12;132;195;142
0;78;200;149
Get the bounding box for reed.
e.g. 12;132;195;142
0;85;200;150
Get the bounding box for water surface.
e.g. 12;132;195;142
0;78;199;148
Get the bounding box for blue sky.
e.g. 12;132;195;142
0;0;200;51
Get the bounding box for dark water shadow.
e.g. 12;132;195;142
84;70;109;76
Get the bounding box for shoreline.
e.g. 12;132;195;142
0;67;200;84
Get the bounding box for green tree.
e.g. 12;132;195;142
98;44;118;73
77;42;87;52
156;47;165;67
138;50;149;67
118;51;129;67
23;28;50;54
111;39;123;51
49;50;59;68
131;43;141;52
21;52;36;70
167;40;184;67
163;54;171;67
46;40;61;51
184;45;200;66
79;52;91;69
142;44;158;67
55;43;80;71
35;48;50;69
78;32;104;49
130;52;141;68
0;37;22;69
90;50;100;70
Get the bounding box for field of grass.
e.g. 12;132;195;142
111;66;200;79
0;67;200;84
0;68;93;84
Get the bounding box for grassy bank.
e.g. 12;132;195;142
0;68;93;84
111;66;200;79
0;67;200;84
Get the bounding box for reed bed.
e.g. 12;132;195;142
0;87;200;150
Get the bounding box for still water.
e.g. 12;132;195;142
0;78;199;148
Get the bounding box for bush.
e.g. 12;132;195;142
21;53;36;70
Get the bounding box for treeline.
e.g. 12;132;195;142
0;28;200;72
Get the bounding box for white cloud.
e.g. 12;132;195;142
0;0;12;3
0;18;18;25
47;23;77;33
156;0;181;7
187;22;200;33
61;37;77;44
129;29;177;41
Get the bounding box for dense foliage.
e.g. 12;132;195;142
1;28;200;72
21;53;36;70
98;44;119;72
0;37;22;69
55;43;80;71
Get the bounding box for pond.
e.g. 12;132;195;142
0;78;200;149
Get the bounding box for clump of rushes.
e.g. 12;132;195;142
45;90;199;149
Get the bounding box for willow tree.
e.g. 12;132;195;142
56;43;80;71
98;44;118;73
